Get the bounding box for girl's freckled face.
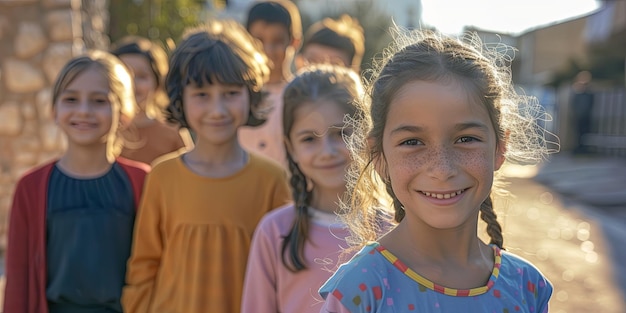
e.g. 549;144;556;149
381;79;505;230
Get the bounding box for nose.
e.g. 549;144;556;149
319;135;338;157
426;145;458;180
76;99;92;115
208;96;228;118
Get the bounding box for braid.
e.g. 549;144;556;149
384;179;404;222
479;195;504;249
280;154;312;272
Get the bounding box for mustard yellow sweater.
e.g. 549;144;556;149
122;153;291;312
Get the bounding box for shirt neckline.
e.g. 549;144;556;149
372;242;502;297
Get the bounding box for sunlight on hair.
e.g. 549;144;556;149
339;24;561;249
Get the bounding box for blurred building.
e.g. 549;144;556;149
466;1;626;155
295;0;421;29
205;0;421;29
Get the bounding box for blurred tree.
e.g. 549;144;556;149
109;0;203;51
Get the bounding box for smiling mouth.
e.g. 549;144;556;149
421;189;466;199
319;162;345;169
71;122;96;128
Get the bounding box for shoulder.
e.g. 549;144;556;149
251;204;296;244
149;153;182;173
116;157;150;175
256;203;297;231
15;160;56;187
320;243;386;292
248;153;288;178
499;249;553;291
500;250;547;277
150;149;184;168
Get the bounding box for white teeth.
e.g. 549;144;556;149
422;190;464;199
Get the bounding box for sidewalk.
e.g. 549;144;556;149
518;152;626;312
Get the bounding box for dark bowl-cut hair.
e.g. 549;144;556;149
110;36;169;91
303;14;364;70
165;20;270;128
246;0;302;42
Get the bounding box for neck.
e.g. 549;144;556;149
268;71;286;85
310;187;346;214
133;111;157;128
58;144;112;177
380;213;495;290
387;214;486;264
183;141;248;178
188;140;244;164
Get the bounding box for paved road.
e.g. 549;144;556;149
501;158;626;313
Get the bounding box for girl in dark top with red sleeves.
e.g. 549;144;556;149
3;50;149;313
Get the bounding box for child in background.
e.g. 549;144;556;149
295;14;364;73
111;36;193;166
241;65;384;313
3;51;149;313
121;20;291;313
238;0;303;166
319;29;554;312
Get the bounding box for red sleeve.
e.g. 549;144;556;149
117;157;150;208
4;163;55;313
3;174;39;312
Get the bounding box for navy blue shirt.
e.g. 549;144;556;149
46;162;135;313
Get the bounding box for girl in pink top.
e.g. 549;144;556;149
241;65;391;313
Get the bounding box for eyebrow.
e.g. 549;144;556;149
455;121;490;133
294;124;346;137
389;121;490;135
60;89;109;95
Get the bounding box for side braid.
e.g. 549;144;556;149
479;195;504;249
280;154;312;272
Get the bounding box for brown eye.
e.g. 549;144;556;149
457;136;480;144
400;139;420;146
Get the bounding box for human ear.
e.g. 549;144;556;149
494;131;509;171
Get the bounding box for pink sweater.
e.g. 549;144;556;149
241;204;352;313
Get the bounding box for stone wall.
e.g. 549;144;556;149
0;0;109;254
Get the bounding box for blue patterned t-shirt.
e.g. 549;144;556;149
319;242;552;313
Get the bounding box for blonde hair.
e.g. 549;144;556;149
53;50;137;162
341;27;558;249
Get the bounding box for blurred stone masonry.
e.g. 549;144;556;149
0;0;109;256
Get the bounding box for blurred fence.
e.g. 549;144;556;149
583;88;626;156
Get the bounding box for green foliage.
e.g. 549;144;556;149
109;0;203;50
